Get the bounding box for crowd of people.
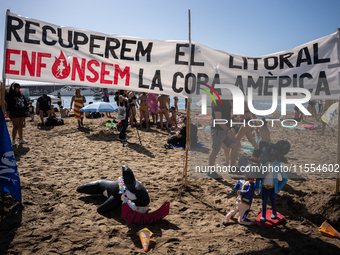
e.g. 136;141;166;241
3;83;183;146
3;82;338;150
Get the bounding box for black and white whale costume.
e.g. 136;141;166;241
77;165;150;213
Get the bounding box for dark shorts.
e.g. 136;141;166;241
39;107;50;113
211;128;238;151
9;110;26;119
308;101;316;107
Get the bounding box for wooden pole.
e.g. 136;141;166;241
1;10;10;114
336;97;340;193
0;80;5;114
183;9;192;187
336;28;340;193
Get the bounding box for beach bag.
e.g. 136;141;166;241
141;119;151;128
117;105;126;120
117;121;122;130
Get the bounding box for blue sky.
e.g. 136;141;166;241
1;0;340;84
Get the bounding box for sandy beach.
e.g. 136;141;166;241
1;108;340;254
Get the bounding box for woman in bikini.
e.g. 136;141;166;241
128;91;137;126
138;92;149;129
156;94;170;130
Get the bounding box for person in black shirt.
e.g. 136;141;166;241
167;117;187;147
116;90;130;141
36;94;52;124
5;82;28;145
209;99;239;167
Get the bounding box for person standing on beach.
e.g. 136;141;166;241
57;91;62;110
235;101;259;150
148;93;159;125
307;100;318;121
5;82;28;145
208;99;239;167
115;90;130;141
28;101;35;122
254;118;271;145
128;91;138;127
102;88;111;117
138;92;149;129
174;96;179;112
70;88;86;128
157;94;170;131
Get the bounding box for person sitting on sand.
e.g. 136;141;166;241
167;116;187;147
293;106;305;122
157;94;170;130
60;106;70;117
84;102;101;119
223;173;255;226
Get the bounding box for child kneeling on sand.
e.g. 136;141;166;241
223;173;255;226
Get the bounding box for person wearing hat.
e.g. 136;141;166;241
5;82;29;145
36;93;52;124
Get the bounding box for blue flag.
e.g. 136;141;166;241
0;106;22;204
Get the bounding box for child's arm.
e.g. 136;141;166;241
233;180;241;192
274;161;288;193
239;183;254;195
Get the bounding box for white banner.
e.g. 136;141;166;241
3;11;340;99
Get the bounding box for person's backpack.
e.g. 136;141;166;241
44;117;64;126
